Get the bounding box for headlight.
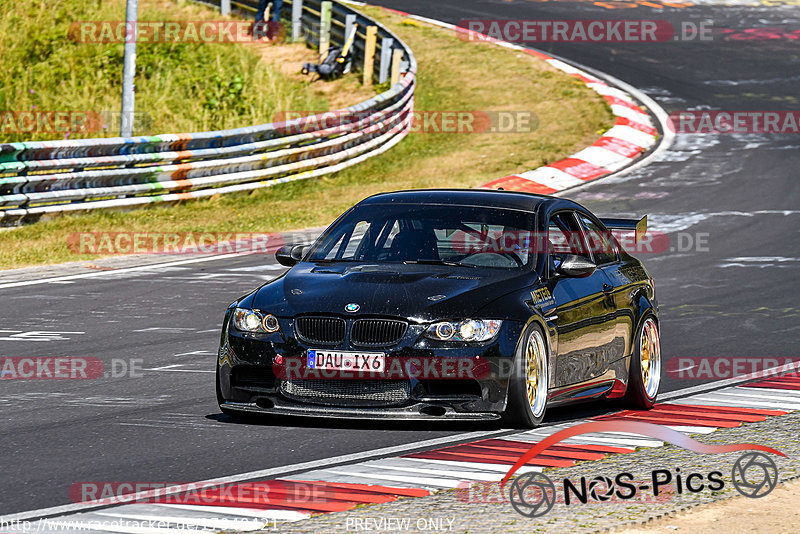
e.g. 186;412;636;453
425;319;502;342
232;308;280;334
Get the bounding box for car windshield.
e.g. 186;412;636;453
306;203;537;269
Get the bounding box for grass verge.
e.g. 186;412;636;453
0;0;339;140
0;5;614;270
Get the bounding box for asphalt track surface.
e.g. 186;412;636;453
2;0;799;518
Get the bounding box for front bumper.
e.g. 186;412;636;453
217;314;525;417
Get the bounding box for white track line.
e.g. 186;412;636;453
0;429;510;522
0;253;252;291
669;397;800;410
285;468;449;489
358;460;505;481
512;432;665;448
395;457;543;475
674;394;800;410
323;469;464;489
729;386;800;399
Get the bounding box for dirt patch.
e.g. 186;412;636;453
251;40;378;112
614;478;800;534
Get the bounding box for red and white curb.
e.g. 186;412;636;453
471;47;662;193
7;374;800;533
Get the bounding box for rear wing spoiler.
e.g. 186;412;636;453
600;215;648;244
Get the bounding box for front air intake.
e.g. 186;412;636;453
295;316;346;345
351;319;408;347
281;379;411;406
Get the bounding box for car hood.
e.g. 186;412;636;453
251;262;530;321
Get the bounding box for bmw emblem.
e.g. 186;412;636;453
345;303;360;313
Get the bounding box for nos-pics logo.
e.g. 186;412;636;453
502;421;783;518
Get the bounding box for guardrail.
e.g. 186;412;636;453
0;0;416;224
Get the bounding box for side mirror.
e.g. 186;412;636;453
557;254;597;278
275;245;307;267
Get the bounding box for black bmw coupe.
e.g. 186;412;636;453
216;189;661;427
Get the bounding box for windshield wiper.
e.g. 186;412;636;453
402;259;477;268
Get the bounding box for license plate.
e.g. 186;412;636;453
307;350;385;373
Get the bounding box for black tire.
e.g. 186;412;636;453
625;315;661;409
504;323;550;428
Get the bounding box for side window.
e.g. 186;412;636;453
340;221;370;259
547;211;590;276
375;220;401;255
547;222;571;255
548;212;588;257
577;214;618;265
322;233;346;260
322;220;373;260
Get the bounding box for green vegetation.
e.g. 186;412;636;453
0;4;614;269
0;0;328;141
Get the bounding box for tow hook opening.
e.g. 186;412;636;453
420;405;447;417
256;398;275;409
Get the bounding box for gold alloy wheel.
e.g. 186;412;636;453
640;317;661;398
525;330;548;418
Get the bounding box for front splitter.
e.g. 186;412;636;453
221;400;501;421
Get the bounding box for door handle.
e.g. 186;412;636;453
602;283;613;294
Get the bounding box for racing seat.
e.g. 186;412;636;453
387;229;440;262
